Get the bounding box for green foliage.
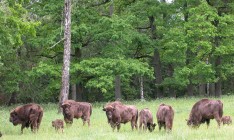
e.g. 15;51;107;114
72;58;153;95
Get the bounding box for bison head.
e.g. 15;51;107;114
147;123;156;132
9;110;21;126
186;119;200;128
61;103;72;115
103;106;115;123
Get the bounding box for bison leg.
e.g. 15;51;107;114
139;122;143;131
206;119;210;128
21;123;26;134
117;124;121;132
214;114;221;128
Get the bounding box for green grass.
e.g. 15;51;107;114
1;96;234;140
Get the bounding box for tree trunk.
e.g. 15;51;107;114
139;76;144;100
115;75;121;100
199;84;206;96
7;92;18;106
149;16;163;98
71;84;76;100
209;83;215;96
187;82;193;96
215;56;222;97
58;0;71;112
76;83;83;101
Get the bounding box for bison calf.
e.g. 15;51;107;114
52;119;64;133
139;108;156;132
222;116;232;125
9;103;43;133
61;100;92;126
156;104;174;132
186;99;223;128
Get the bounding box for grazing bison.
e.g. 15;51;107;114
9;103;43;133
103;104;138;132
186;99;223;128
221;116;232;125
61;100;92;126
139;108;156;132
156;104;174;131
52;119;64;133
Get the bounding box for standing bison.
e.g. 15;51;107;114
186;98;223;128
9;103;43;133
156;104;174;131
139;108;156;132
61;100;92;126
103;102;138;132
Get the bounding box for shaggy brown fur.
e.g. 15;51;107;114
221;116;232;125
9;103;43;133
103;104;138;132
156;104;174;131
52;119;64;133
139;108;156;132
186;99;223;128
61;100;92;126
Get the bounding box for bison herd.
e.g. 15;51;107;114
7;98;232;135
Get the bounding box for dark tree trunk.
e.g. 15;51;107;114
58;0;71;112
215;56;222;97
115;75;121;100
209;83;215;96
187;82;193;96
71;84;76;100
199;84;206;96
7;92;18;106
149;16;163;98
76;83;83;101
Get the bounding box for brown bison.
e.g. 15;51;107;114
61;100;92;126
221;116;232;125
9;103;43;133
103;103;138;132
139;108;156;132
186;99;223;128
52;119;64;133
156;104;174;131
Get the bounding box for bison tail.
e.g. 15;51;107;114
37;110;43;128
219;102;223;118
89;104;92;116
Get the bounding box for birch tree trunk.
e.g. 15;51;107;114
140;76;144;100
58;0;71;112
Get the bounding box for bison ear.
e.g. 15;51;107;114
102;108;106;111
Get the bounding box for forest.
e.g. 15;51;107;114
0;0;233;104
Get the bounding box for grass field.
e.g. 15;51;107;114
1;96;234;140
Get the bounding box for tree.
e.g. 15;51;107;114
59;0;71;111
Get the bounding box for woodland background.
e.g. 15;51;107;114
0;0;233;105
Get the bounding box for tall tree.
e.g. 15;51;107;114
59;0;71;111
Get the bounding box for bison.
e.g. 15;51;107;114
9;103;43;133
52;119;64;133
156;104;174;131
61;100;92;126
103;103;138;132
186;98;223;128
221;116;232;125
139;108;156;132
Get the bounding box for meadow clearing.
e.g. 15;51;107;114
1;96;234;140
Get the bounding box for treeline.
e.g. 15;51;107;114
0;0;233;104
